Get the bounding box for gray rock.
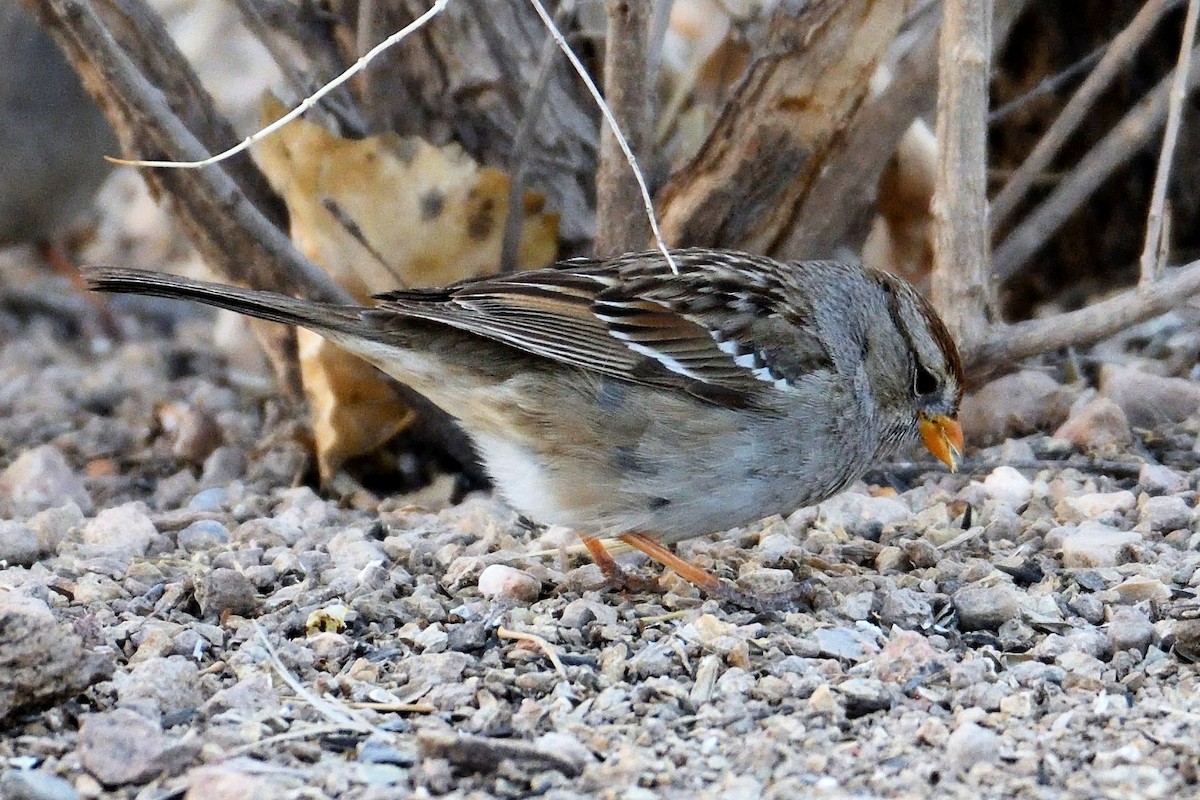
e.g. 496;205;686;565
1053;397;1132;453
1100;365;1200;427
1108;607;1154;655
77;709;188;787
0;520;40;565
477;564;541;603
1139;495;1193;532
177;519;230;552
837;678;894;716
182;765;296;800
945;722;1000;773
1059;523;1142;568
0;445;92;517
1138;463;1188;495
26;502;84;555
0;770;78;800
187;487;228;512
812;627;868;661
953;584;1019;631
114;656;202;716
81;503;157;558
194;568;259;618
0;593;112;721
878;587;933;630
959;371;1075;446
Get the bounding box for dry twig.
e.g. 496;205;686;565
992;42;1200;282
594;0;652;256
1140;0;1200;284
497;625;568;678
991;0;1181;231
930;0;992;350
967;259;1200;380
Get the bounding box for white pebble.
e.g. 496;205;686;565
981;466;1033;506
477;564;542;603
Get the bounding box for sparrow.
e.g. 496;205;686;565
87;249;964;608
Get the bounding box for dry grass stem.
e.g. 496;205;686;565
1140;0;1200;284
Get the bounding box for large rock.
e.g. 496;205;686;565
0;593;111;721
1054;397;1132;453
0;445;92;518
1100;365;1200;428
959;371;1075;446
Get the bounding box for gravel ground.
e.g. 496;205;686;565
0;265;1198;800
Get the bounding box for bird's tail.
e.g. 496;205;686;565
84;267;370;338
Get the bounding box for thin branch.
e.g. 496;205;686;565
967;259;1200;379
930;0;992;351
993;41;1200;282
526;0;678;273
594;0;652;256
1140;0;1200;285
107;0;451;169
987;44;1105;126
992;0;1182;231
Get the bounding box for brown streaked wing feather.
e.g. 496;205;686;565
368;251;835;405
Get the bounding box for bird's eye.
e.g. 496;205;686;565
913;363;939;396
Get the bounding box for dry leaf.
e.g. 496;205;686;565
255;95;559;481
862;119;937;288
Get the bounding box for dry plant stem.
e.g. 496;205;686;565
594;0;652;256
109;0;451;169
527;0;676;271
1140;0;1200;284
656;0;913;254
993;42;1200;282
930;0;992;351
988;45;1105;126
992;0;1182;231
967;260;1200;380
496;626;567;677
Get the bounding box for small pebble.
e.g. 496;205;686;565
0;770;79;800
194;568;259;618
477;564;542;603
81;503;157;558
981;466;1033;506
1100;365;1200;427
177;519;230;552
945;722;1000;773
1138;463;1188;495
0;520;40;566
953;584;1019;631
1139;495;1192;532
1059;523;1142;568
1108;607;1155;655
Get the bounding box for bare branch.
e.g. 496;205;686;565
967;259;1200;380
992;41;1200;282
527;0;677;272
991;0;1182;231
594;0;652;256
1140;0;1200;284
930;0;992;351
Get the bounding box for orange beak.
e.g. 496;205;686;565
919;414;964;472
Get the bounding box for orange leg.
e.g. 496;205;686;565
581;536;663;594
617;532;814;612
